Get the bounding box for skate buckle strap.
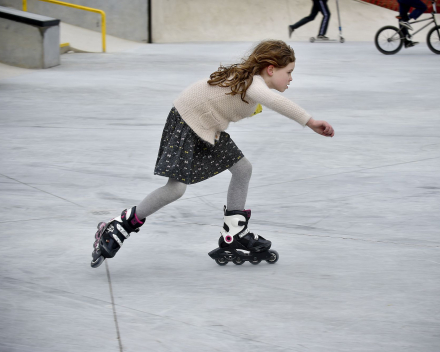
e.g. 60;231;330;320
238;230;259;240
116;223;130;239
222;213;248;242
112;234;123;247
238;229;251;238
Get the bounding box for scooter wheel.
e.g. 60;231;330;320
340;37;345;43
310;37;315;43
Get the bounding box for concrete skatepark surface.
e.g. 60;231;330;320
0;41;439;351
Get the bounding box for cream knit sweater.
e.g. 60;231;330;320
173;75;312;145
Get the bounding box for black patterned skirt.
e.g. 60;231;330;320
154;107;244;185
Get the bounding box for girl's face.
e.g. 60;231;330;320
264;62;295;92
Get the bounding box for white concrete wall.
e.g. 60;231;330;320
152;0;435;42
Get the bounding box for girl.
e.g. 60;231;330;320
91;39;334;268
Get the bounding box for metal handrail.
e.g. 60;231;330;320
22;0;106;52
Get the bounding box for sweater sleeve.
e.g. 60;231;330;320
246;76;312;126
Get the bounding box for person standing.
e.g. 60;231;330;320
288;0;331;40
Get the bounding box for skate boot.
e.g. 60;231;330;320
208;206;279;266
91;206;145;268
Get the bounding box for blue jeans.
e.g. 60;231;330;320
398;0;427;21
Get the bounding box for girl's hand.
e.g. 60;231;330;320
306;118;335;137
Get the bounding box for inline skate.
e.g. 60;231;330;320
208;206;279;266
91;206;145;268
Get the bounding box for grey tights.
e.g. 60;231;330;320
135;157;252;219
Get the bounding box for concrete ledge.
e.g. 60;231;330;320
0;5;59;26
0;6;60;69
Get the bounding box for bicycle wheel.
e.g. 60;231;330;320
427;25;440;54
375;26;404;55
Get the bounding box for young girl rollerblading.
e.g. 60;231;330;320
91;39;335;268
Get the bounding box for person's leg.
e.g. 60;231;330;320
398;2;411;21
227;157;252;211
397;1;411;35
291;0;320;30
211;157;273;259
91;178;187;268
408;0;427;20
135;178;187;219
317;0;331;36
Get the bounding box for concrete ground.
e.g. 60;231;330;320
0;41;439;352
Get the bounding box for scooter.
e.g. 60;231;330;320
310;0;345;43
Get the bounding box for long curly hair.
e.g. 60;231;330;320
207;40;296;103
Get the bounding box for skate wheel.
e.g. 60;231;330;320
310;37;315;43
215;257;228;266
340;37;345;43
91;255;105;268
265;250;279;264
250;257;261;265
97;222;106;230
233;257;244;265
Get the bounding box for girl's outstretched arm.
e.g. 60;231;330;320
306;117;335;137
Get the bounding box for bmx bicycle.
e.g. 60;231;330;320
374;0;440;55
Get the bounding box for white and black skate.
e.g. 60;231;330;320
208;207;279;266
90;207;145;268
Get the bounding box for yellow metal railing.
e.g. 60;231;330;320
22;0;106;52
